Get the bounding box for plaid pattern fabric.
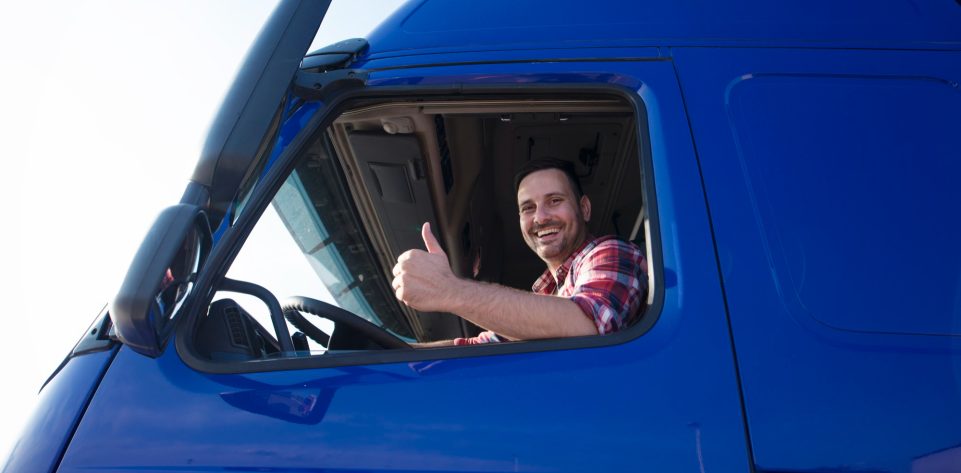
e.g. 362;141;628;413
454;235;648;345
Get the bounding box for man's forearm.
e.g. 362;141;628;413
411;339;457;348
445;278;598;340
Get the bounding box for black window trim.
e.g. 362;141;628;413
175;82;665;374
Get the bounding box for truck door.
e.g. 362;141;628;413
59;49;752;472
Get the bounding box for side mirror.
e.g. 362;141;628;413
111;204;211;357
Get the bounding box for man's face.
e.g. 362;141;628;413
517;168;591;272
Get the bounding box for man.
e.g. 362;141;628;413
391;158;648;346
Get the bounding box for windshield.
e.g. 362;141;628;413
224;134;415;342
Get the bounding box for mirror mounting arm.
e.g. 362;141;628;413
292;69;368;101
220;278;295;353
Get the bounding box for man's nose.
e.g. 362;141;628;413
533;204;551;224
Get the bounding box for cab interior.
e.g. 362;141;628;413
329;94;647;341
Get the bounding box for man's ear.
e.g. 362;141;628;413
580;194;592;222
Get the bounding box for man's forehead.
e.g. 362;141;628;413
516;168;575;202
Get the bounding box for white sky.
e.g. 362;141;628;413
0;0;405;459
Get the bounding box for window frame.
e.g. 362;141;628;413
175;83;665;374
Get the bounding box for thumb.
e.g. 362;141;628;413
421;222;444;254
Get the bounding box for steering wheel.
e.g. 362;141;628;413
282;296;410;350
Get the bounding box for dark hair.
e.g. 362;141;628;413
513;157;584;199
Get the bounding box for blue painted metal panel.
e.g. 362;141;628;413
355;47;663;71
2;348;117;473
673;47;961;472
364;0;961;57
58;59;749;472
724;74;961;336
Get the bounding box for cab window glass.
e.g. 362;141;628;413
206;95;652;361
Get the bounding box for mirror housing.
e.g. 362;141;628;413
111;204;211;357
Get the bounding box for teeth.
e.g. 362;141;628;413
536;229;559;237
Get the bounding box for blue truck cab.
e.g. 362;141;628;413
6;0;961;471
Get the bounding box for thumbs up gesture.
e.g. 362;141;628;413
392;222;459;312
420;221;445;255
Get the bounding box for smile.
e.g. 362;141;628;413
535;227;561;238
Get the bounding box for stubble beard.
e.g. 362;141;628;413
525;219;586;269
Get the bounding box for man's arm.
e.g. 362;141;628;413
392;223;598;341
446;279;598;340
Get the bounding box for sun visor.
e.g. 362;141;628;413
347;130;465;339
349;131;434;256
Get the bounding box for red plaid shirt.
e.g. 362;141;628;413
455;235;648;344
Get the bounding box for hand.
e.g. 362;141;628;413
391;222;460;312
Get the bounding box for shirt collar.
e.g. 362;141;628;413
531;235;594;294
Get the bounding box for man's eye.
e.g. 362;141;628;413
520;206;534;214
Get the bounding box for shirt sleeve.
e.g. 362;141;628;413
454;330;503;345
567;239;647;335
